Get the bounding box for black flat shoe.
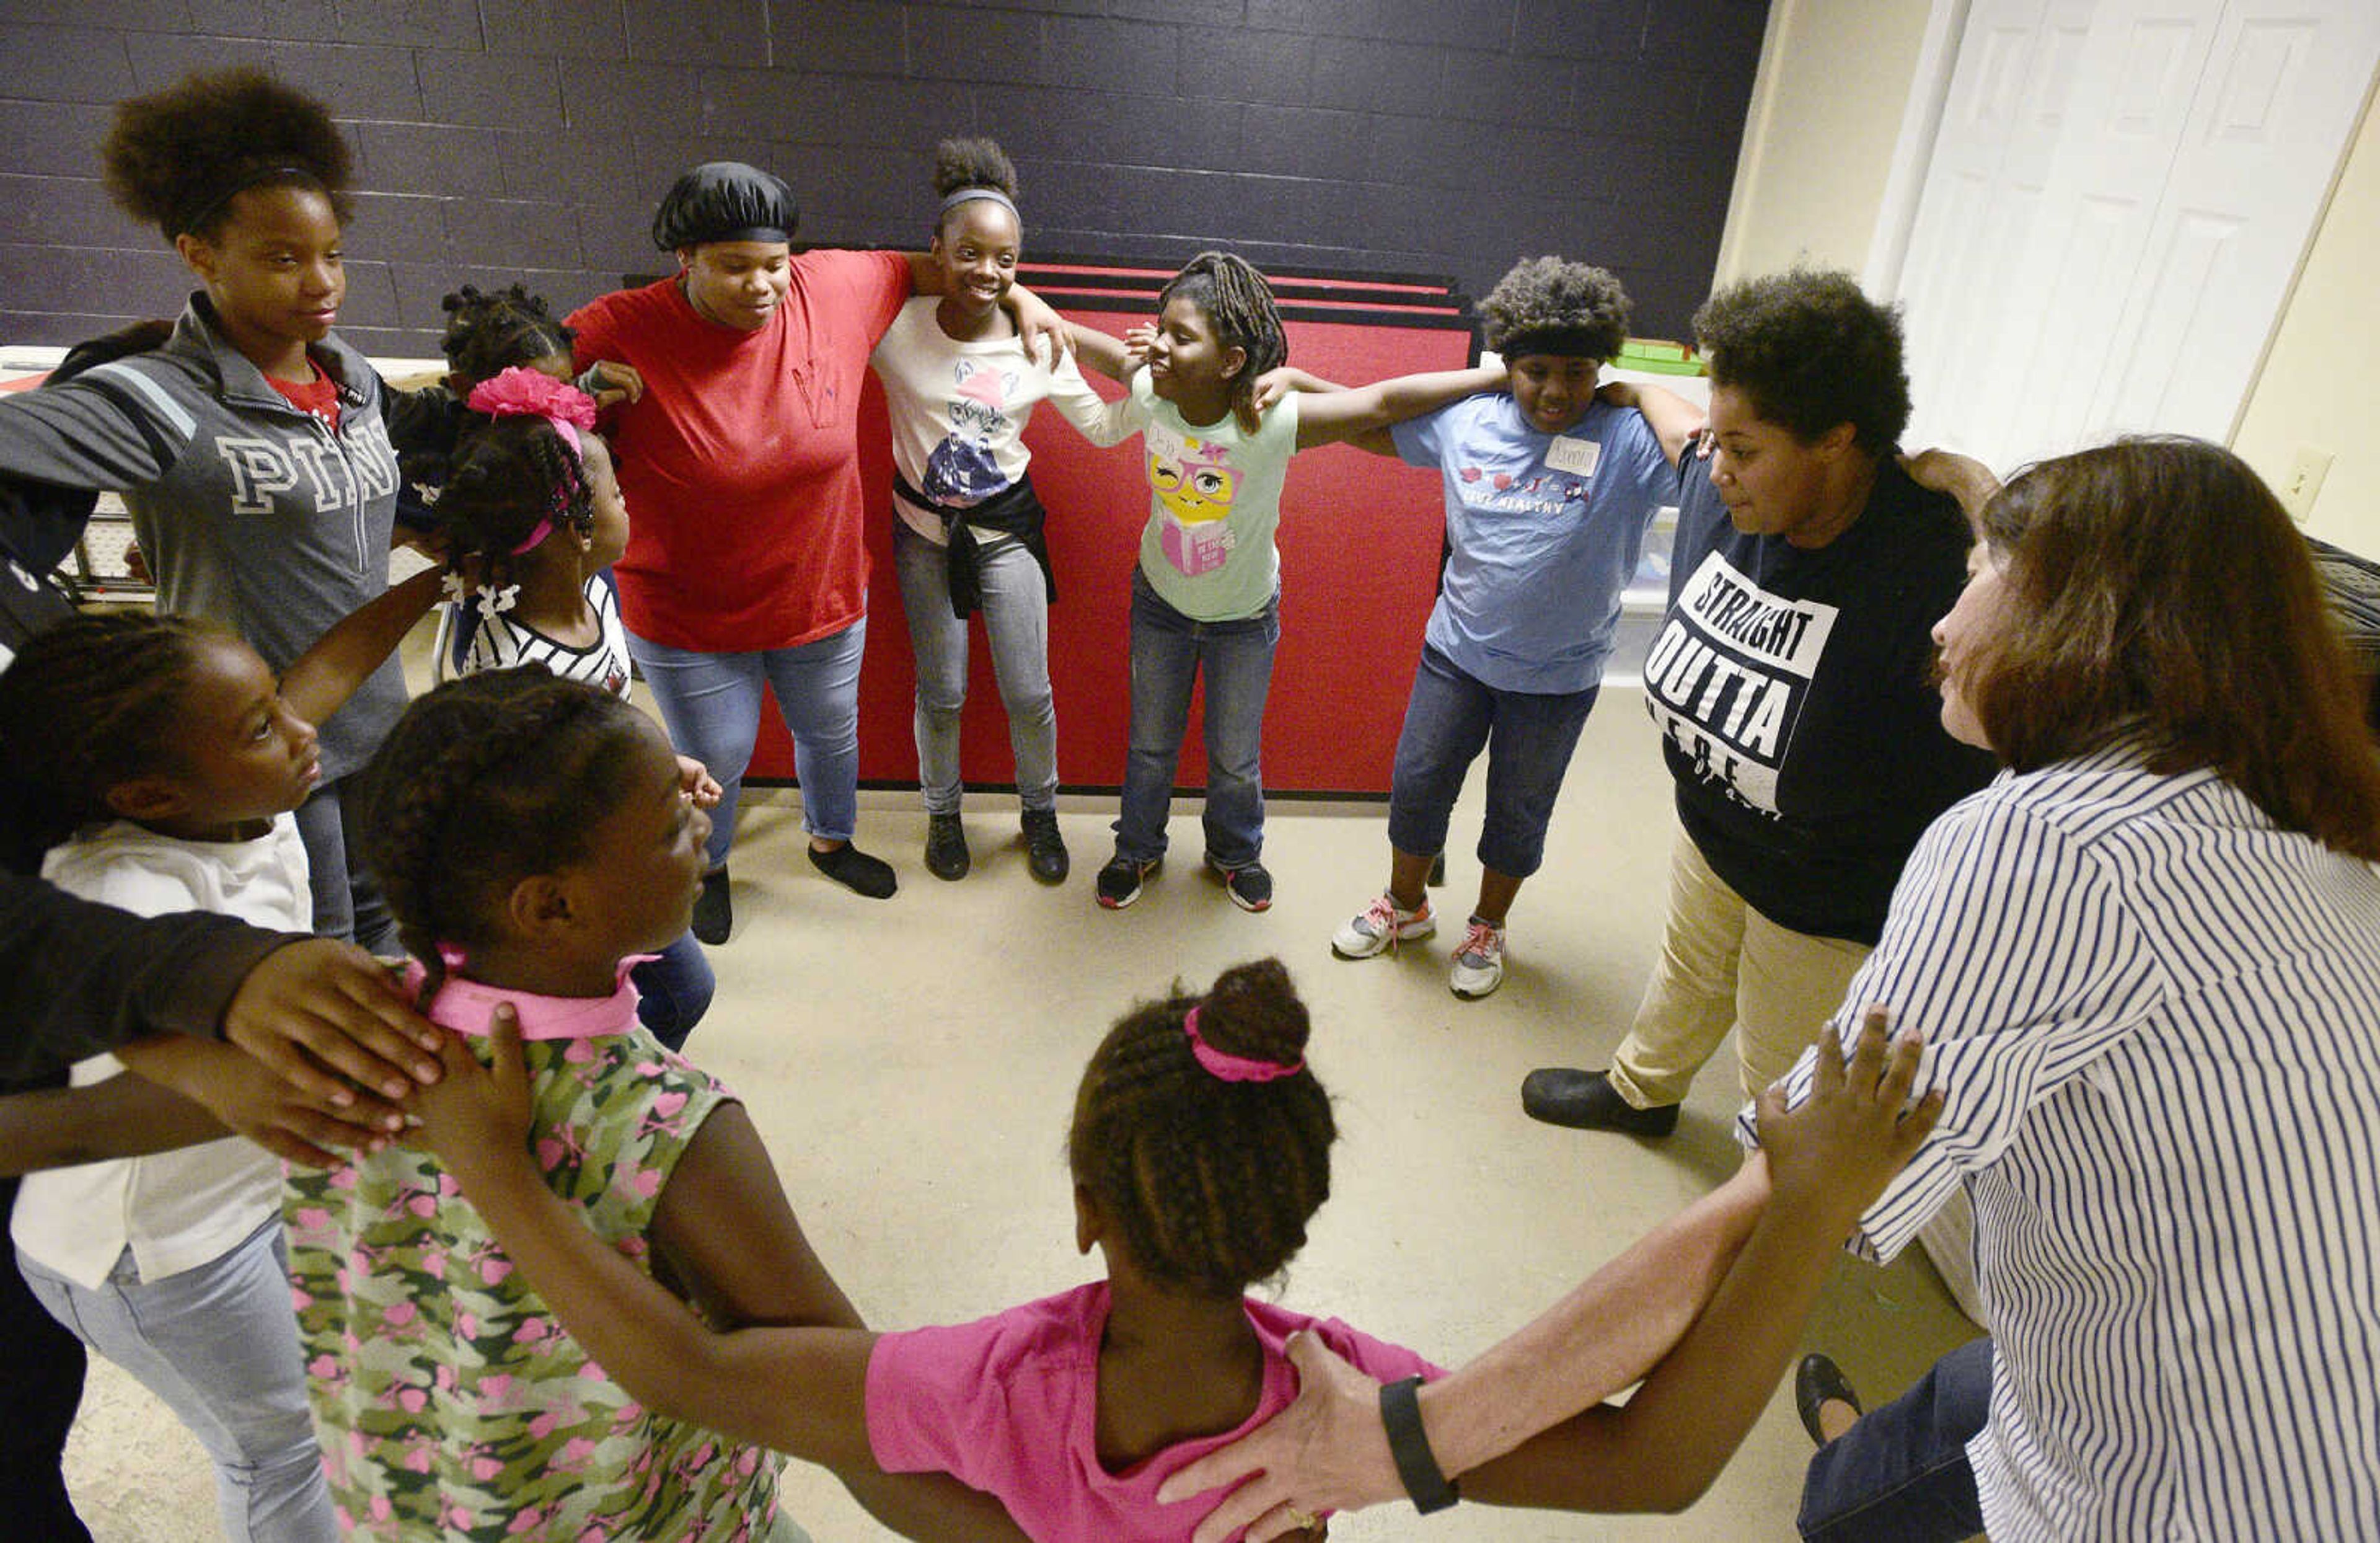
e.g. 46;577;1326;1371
692;869;732;944
809;842;897;899
1795;1353;1864;1448
1518;1067;1680;1135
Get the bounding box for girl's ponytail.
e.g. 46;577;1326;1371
1069;957;1335;1296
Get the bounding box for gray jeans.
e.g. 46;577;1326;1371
893;521;1057;813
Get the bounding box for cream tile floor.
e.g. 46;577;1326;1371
63;683;1979;1541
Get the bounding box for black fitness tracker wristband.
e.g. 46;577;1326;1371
1380;1374;1460;1514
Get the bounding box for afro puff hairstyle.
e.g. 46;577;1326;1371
103;68;353;243
1477;256;1632;363
1692;268;1911;455
933;137;1020;202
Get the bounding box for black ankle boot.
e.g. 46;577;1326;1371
1021;808;1068;884
925;813;969;881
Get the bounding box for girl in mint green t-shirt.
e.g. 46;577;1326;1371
1068;253;1499;914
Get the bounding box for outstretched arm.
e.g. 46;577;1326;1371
1163;1010;1941;1540
0;1066;227;1175
1066;321;1135;383
1154;1155;1766;1533
278;565;446;728
1460;1014;1942;1514
1900;448;2001;519
1292;364;1504;449
416;1011;1029;1541
1597;379;1702;469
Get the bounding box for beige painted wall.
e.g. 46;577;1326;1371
1714;0;1936;284
1720;1;2380;555
2231;92;2380;554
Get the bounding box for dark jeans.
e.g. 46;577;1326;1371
630;929;713;1053
1385;644;1598;879
1799;1336;1992;1542
291;776;400;957
0;1176;94;1542
1114;572;1279;869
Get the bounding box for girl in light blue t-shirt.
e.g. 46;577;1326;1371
1310;258;1695;999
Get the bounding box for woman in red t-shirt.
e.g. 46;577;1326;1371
569;163;1062;938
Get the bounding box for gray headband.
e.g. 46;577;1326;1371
938;187;1019;221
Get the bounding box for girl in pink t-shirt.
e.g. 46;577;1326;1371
416;953;1934;1541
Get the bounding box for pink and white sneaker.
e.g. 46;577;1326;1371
1448;916;1506;999
1331;893;1435;958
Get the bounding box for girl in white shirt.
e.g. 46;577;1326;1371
0;581;436;1542
870;138;1131;886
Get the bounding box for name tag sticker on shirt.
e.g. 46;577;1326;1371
1545;435;1602;476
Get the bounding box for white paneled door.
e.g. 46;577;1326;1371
1894;0;2379;473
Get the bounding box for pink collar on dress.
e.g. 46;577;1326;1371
400;955;656;1040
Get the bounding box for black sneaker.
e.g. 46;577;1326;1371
808;842;897;899
1096;853;1158;909
925;813;970;881
1518;1068;1680;1135
692;868;732;944
1205;854;1273;913
1021;808;1069;884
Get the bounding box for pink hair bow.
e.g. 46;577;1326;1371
465;366;597;447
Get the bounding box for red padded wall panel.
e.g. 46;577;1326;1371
743;300;1473;797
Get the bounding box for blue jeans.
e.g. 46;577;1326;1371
627;620;869;864
630;929;712;1052
291;777;399;955
1116;572;1279;869
18;1218;336;1543
894;523;1058;813
1385;645;1599;879
1799;1336;1992;1542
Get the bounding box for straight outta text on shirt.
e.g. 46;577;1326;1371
1644;551;1840;815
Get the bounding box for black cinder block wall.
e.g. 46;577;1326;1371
0;1;1769;356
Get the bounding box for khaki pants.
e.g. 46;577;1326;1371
1606;822;1871;1108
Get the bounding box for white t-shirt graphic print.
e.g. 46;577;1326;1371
1644;549;1841;815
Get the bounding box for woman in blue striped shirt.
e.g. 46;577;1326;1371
1784;435;2380;1541
1153;436;2380;1543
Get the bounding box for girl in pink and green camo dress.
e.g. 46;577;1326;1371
283;668;1023;1542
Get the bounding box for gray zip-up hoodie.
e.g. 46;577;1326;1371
0;295;405;780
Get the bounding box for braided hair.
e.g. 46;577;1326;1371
353;670;647;1007
436;415;597;595
1160;253;1289;436
102;68;353;243
0;612;218;844
439;284;575;391
1069;957;1336;1297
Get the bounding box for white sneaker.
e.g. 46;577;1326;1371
1448;917;1506;999
1331;893;1435;958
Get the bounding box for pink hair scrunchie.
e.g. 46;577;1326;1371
464;367;600;554
1183;1005;1306;1084
465;366;597;451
